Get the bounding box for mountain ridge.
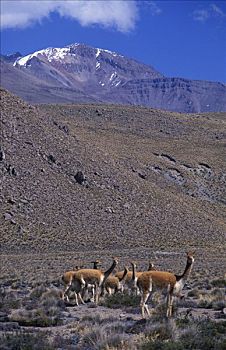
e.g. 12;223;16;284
1;43;226;112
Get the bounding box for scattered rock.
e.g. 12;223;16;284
4;212;13;221
160;153;176;163
8;197;16;204
48;154;56;164
196;163;212;179
24;141;33;146
105;207;114;213
74;171;86;185
0;149;5;162
150;165;162;173
17;225;24;235
138;172;147;180
6;164;17;176
164;168;185;185
60;125;69;134
96;109;102;116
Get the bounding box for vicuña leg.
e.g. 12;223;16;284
140;291;151;318
166;292;174;317
63;279;72;302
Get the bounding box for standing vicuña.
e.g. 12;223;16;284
103;267;128;295
115;261;155;294
137;252;194;318
62;257;118;305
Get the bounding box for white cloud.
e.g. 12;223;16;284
0;0;138;32
193;9;210;22
142;1;162;16
193;3;226;22
210;3;226;17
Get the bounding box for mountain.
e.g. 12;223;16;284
1;43;226;112
1;88;225;261
0;58;98;104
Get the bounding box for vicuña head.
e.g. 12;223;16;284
90;260;102;270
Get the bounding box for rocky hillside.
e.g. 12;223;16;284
106;77;226;113
1;88;226;280
1;43;226;112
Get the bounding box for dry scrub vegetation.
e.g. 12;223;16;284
0;273;225;349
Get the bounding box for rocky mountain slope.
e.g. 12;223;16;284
1;88;225;280
1;43;226;112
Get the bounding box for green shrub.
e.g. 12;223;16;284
211;279;226;288
102;292;140;308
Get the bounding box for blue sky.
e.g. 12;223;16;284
1;0;226;83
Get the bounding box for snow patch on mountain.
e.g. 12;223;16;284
110;72;117;81
109;72;121;87
14;44;123;68
96;48;101;58
14;47;71;67
114;81;121;87
96;47;123;58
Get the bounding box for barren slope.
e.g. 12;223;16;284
0;88;225;280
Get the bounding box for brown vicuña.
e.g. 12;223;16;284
103;267;128;295
62;257;118;305
137;252;195;318
115;261;155;294
131;261;156;294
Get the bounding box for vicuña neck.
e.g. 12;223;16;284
131;263;136;281
177;258;194;282
103;260;117;281
119;268;128;282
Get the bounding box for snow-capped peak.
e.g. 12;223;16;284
14;47;71;67
13;43;124;68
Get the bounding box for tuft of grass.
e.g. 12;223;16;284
81;324;129;350
10;307;62;327
81;313;119;325
211;278;226;288
196;288;225;309
141;319;226;350
0;330;54;350
30;285;47;300
0;289;21;312
9;286;64;327
101;292;140;308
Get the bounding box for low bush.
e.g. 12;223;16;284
141;319;226;350
10;287;64;327
0;330;54;350
211;278;226;288
0;289;21;312
102;292;140;308
81;324;129;350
